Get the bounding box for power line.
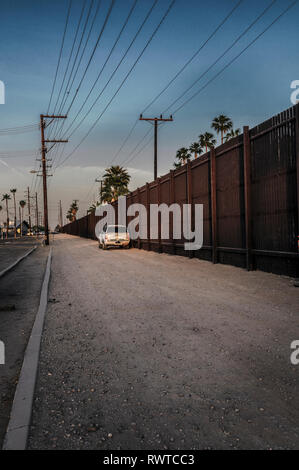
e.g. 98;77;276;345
118;0;297;169
51;0;115;169
60;0;115;119
55;0;102;120
55;0;96;117
0;124;38;135
47;0;88;142
110;118;139;164
50;0;101;153
163;0;277;114
122;130;154;167
51;1;88;117
47;0;73;114
60;0;140;140
141;0;244;114
109;0;243;166
56;0;176;169
172;0;298;115
50;0;115;162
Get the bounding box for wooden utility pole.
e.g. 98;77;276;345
27;187;32;235
95;178;103;203
59;200;63;227
19;206;22;238
40;114;68;245
35;192;38;229
139;114;173;180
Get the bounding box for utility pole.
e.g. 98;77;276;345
59;200;63;227
27;187;32;235
35;192;38;230
40;114;68;245
95;178;103;203
19;206;22;238
139;114;173;180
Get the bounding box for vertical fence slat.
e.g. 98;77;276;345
210;148;217;264
158;178;162;253
243;125;253;270
296;103;299;253
137;187;141;249
187;161;193;258
170;170;175;254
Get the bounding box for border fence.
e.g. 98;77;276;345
62;104;299;277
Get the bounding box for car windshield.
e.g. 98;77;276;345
106;226;127;233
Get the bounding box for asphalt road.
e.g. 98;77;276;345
0;242;49;447
0;238;39;273
28;234;299;450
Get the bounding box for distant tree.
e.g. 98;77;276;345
189;142;202;159
19;200;26;237
66;200;79;222
2;194;11;239
199;132;216;153
174;147;191;168
224;128;241;142
211;115;233;144
87;202;100;214
102;166;130;203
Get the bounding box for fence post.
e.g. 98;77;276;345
296;104;299;254
157;178;162;253
243;125;253;270
187;161;193;258
137;188;141;249
170;170;176;254
210;148;217;263
146;183;150;251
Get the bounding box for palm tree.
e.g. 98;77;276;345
211;115;233;144
10;189;17;238
19;200;26;237
87;202;100;214
2;194;11;239
66;200;79;222
199;132;216;153
102;166;130;203
189;142;202;159
174;147;191;168
224;128;241;142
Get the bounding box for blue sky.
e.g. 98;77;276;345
0;0;298;226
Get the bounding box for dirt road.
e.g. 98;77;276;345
28;234;299;450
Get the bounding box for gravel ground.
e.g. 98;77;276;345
28;234;299;450
0;244;49;446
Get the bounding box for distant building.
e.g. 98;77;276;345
16;220;29;236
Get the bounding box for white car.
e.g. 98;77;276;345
98;224;130;250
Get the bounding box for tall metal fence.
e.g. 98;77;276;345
62;104;299;277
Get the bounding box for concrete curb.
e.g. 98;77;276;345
0;246;37;279
2;248;52;450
